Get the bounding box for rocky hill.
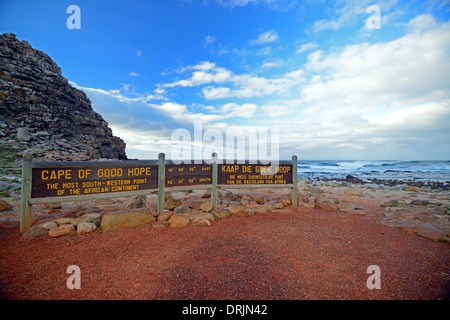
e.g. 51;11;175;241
0;33;127;169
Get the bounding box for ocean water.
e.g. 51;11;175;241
297;160;450;183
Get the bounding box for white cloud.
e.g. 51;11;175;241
213;0;298;11
221;103;258;118
163;61;305;99
164;62;232;87
72;14;450;160
261;58;284;68
296;42;318;54
406;13;438;33
204;35;217;47
136;50;142;56
249;30;279;45
128;71;139;77
310;0;400;33
303;18;450;107
275;17;450;159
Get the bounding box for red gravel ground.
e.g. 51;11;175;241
0;206;449;300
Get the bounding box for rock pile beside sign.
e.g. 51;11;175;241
21;191;295;240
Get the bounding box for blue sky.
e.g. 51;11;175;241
1;0;449;160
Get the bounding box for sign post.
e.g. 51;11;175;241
157;153;165;214
292;155;298;206
211;153;218;211
20;154;33;232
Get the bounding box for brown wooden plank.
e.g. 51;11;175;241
31;164;158;198
218;164;293;185
165;163;212;187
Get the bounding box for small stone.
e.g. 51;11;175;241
381;200;399;207
213;210;231;219
43;221;58;230
279;198;291;207
336;202;363;211
152;220;169;229
165;197;182;210
240;197;251;206
192;218;211;227
416;212;434;222
56;218;73;225
44;202;62;210
254;205;269;215
77;222;97;233
199;202;213;212
174;204;189;214
404;186;418;192
253;196;267;205
344;190;362;196
316;200;337;210
274;203;283;209
193;212;215;222
48;224;75;237
81;213;101;221
228;205;246;217
0;200;11;212
202;190;211;198
410;200;429;206
17;127;30;141
168;214;191;228
158;211;175;221
125;195;146;209
93;198;115;206
188;200;204;209
22;224;49;240
302;202;316;209
92;219;102;228
244;208;256;216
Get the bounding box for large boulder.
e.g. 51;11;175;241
48;224;75;237
228;205;246;217
22;223;49;240
417;223;446;242
168;214;191;228
100;208;155;233
165;197;182;210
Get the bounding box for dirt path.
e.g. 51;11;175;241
0;206;448;300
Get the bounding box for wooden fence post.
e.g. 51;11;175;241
157;153;165;214
292;155;298;207
211;153;218;211
20;154;33;232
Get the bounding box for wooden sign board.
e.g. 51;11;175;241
31;162;158;198
218;164;293;185
165;164;212;187
20;154;298;232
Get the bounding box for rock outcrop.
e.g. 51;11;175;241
0;33;127;163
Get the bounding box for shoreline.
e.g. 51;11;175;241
299;175;450;190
